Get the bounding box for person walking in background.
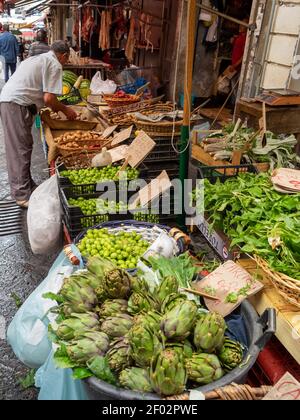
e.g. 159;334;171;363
18;37;25;62
28;29;50;57
0;24;19;82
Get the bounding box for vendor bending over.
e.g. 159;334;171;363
0;40;77;208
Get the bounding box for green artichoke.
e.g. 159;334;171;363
97;299;128;321
119;368;153;393
107;338;132;372
166;340;194;360
194;312;226;354
150;348;187;396
87;256;115;278
130;276;150;294
160;293;187;314
66;331;110;365
60;277;97;315
101;314;134;338
128;324;162;368
160;300;198;341
104;269;131;299
95;283;108;303
133;311;162;333
72;271;102;291
218;338;244;371
56;312;100;341
128;292;159;315
156;277;179;305
186;353;224;385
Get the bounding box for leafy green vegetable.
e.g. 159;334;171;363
53;344;77;369
193;173;300;280
225;293;239;304
42;292;65;304
11;292;23;308
147;253;198;288
18;369;36;390
72;367;93;380
87;356;118;386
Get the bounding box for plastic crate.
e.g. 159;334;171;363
145;161;180;182
62;188;179;239
197;164;258;184
56;162;148;193
144;137;181;163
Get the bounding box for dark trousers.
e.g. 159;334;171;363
0;102;35;201
5;62;16;83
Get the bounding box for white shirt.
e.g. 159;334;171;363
0;50;63;109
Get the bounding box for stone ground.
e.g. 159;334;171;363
0;80;59;399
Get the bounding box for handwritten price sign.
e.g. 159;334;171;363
196;260;264;317
263;373;300;400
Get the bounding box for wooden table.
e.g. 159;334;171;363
238;259;300;365
236;99;300;154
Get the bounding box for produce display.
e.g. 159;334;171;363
60;166;140;185
69;197;128;215
49;111;90;122
201;124;300;169
193;172;300;279
59;71;91;103
56;131;104;145
77;228;150;269
45;257;245;396
68;197;160;227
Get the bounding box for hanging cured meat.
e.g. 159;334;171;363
99;10;112;50
82;7;95;43
113;6;127;48
73;9;79;41
125;16;136;63
140;13;154;52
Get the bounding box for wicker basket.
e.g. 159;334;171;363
57;152;98;170
133;118;183;137
57;137;107;157
103;94;141;108
254;255;300;309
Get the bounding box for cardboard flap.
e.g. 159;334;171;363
126;131;156;168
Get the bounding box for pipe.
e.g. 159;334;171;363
191;0;257;31
178;0;197;229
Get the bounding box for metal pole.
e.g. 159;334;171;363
178;0;197;229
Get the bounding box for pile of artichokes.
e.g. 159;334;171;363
50;256;244;397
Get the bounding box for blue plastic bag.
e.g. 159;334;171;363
35;351;88;401
7;245;83;369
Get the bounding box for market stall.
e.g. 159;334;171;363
5;0;300;402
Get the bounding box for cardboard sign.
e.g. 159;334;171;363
111;126;133;146
109;145;129;163
195;215;233;261
126;131;156;168
102;125;118;139
136;171;172;208
263;373;300;400
195;260;264;317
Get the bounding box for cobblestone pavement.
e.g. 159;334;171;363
0;112;59;400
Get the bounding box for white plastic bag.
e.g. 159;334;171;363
90;71;117;95
27;175;62;255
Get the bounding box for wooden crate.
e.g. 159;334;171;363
192;143;270;174
238;258;300;365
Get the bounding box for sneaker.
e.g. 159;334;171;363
16;200;29;209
